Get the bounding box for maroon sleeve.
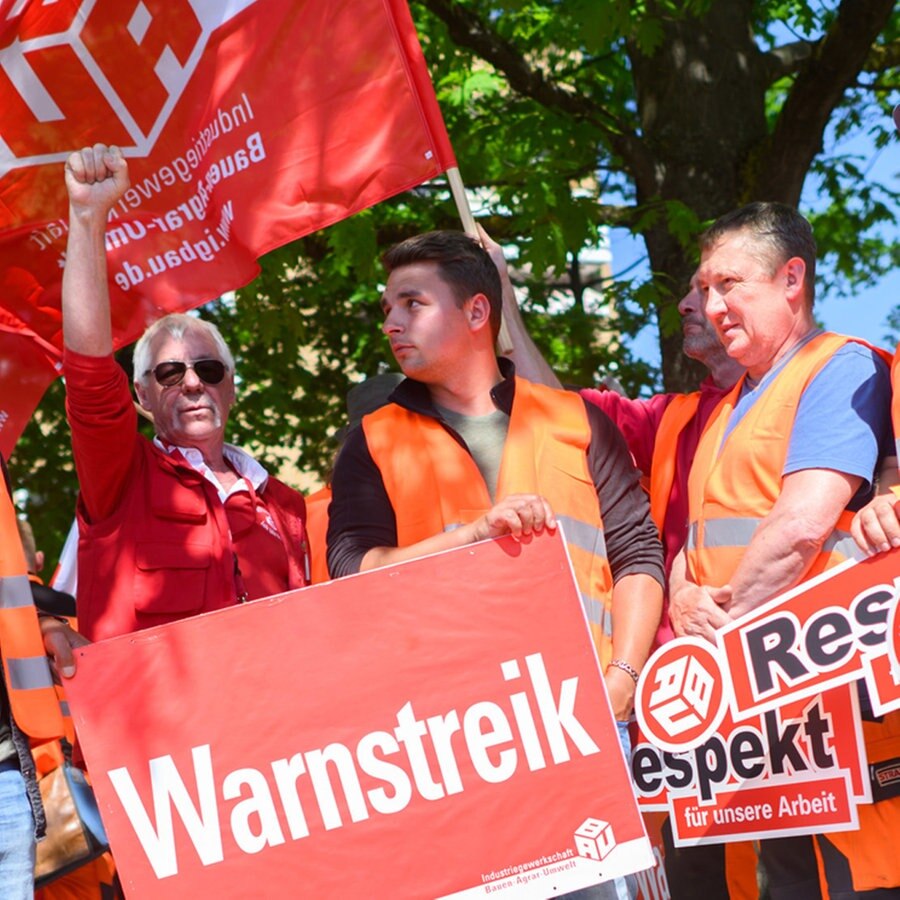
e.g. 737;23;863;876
583;401;665;587
579;388;675;476
63;348;139;524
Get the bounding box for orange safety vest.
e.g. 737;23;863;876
305;485;332;585
685;333;888;584
827;341;900;891
650;393;762;900
0;482;64;741
363;377;616;666
688;331;900;891
648;392;702;533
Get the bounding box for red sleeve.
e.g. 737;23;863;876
63;348;139;524
579;388;676;475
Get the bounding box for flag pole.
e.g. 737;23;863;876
447;167;514;354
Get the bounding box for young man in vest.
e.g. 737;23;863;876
327;228;664;743
52;143;309;648
672;202;898;898
328;231;664;899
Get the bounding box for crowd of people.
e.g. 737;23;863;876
1;143;899;898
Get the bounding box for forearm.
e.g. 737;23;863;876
62;207;114;356
603;573;662;720
479;222;561;389
609;573;663;671
359;522;482;572
724;469;861;618
501;293;561;388
667;544;692;596
727;511;829;617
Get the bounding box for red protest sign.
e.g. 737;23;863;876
634;812;671;900
64;532;654;899
863;651;900;716
635;638;729;753
632;687;868;845
716;548;900;719
0;0;455;455
668;773;857;845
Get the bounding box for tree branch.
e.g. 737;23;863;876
420;0;655;185
863;37;900;73
755;0;896;205
760;39;816;85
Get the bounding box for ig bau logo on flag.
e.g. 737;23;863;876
0;0;258;174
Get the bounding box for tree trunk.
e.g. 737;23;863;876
628;0;770;391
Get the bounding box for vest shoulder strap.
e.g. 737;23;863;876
649;393;701;532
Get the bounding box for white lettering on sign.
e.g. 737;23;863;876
740;580;897;700
106;652;601;879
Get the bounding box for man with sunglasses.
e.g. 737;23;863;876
56;143;309;645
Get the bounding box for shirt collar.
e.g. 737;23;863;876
387;357;517;418
154;438;269;491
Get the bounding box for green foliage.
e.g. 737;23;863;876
10;0;899;565
8;380;73;574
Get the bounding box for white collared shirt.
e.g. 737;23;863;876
153;438;269;503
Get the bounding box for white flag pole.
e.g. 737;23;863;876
447;166;514;354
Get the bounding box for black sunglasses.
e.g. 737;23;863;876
148;359;227;387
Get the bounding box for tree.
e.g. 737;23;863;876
10;0;899;564
419;0;899;387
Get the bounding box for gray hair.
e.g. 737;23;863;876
699;202;817;308
133;314;235;385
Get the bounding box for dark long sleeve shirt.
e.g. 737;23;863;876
327;362;664;588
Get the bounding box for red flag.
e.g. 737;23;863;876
0;0;456;456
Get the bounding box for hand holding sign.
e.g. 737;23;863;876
669;581;730;642
473;493;557;542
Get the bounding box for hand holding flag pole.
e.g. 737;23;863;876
447;166;514;355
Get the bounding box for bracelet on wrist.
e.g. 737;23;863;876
607;658;640;684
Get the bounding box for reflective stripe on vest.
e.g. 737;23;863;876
688;516;865;563
557;516;611;637
6;654;54;691
0;574;33;610
364;377;616;665
580;590;613;638
0;482;64;741
556;515;607;559
687;333;891;588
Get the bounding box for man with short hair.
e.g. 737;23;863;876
672;202;897;897
54;143;309;646
498;255;757;898
327;228;664;758
576;278;744;645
